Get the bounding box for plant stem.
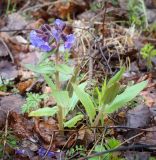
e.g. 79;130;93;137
55;49;64;133
92;107;105;127
56;106;64;131
55;52;60;90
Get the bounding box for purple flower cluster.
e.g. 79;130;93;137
30;19;75;52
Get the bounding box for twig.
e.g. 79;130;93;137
102;1;107;42
42;132;54;160
119;132;144;147
80;144;156;160
99;45;112;74
21;0;69;13
0;37;14;63
2;111;10;156
18;0;31;12
40;125;156;133
0;28;32;32
87;127;107;156
88;46;93;85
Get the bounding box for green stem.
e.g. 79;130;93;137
55;51;61;90
92;107;105;127
57;106;64;132
6;0;11;14
55;49;64;133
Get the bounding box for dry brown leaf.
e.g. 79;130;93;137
0;60;18;80
34;118;75;150
139;126;156;145
10;112;33;138
126;104;151;128
16;79;34;94
0;94;25;128
0;91;11;96
1;13;28;35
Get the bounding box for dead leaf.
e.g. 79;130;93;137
0;91;11;96
1;13;28;35
0;40;8;57
126;104;151;128
139;126;156;145
10;112;33;138
125;151;150;160
0;94;25;128
141;86;156;107
34;118;67;149
0;60;18;80
16;79;34;94
19;51;40;66
78;127;94;146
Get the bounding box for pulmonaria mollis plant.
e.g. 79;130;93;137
24;19;85;133
30;19;75;51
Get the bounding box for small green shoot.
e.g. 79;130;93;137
89;138;121;160
22;93;48;113
66;145;86;159
128;0;148;29
140;43;156;69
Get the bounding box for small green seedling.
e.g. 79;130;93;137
90;138;121;160
128;0;148;29
141;43;156;69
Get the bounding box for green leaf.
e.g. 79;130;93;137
107;67;125;87
73;84;96;124
43;74;56;91
105;81;147;113
59;73;72;82
64;114;84;128
101;82;120;105
25;60;55;74
68;82;87;111
22;93;48;113
151;50;156;56
52;91;70;116
55;64;74;75
89;145;106;160
29;106;58;117
53;91;70;107
105;138;120;149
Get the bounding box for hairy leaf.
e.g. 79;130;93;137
73;84;96;124
55;64;73;75
52;91;70;116
105;81;147;113
25;59;54;74
108;67;125;87
29;106;58;117
68;82;87;111
64;114;84;128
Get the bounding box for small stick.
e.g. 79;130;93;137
0;37;14;63
80;144;156;160
42;132;54;160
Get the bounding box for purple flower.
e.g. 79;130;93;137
38;147;55;158
54;19;66;31
30;30;52;52
52;28;61;43
15;149;26;155
64;34;75;50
